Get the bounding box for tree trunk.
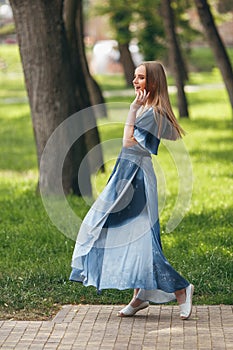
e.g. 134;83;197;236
118;43;136;87
76;0;107;119
64;0;105;176
161;0;189;118
194;0;233;111
10;0;92;196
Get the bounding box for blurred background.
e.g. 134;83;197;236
0;0;232;74
0;0;232;320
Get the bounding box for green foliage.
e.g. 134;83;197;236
95;0;134;44
111;10;132;44
95;0;166;60
172;0;202;48
93;0;232;72
135;0;165;61
93;0;201;63
0;45;232;319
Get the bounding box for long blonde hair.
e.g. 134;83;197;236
142;61;185;138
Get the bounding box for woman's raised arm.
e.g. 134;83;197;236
123;90;149;147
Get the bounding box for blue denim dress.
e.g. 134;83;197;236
70;107;189;303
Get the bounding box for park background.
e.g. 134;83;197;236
0;0;232;320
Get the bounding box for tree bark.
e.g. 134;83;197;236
76;0;107;118
161;0;189;118
119;42;136;87
64;0;105;176
10;0;92;195
194;0;233;111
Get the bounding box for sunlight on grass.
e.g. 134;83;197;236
0;44;232;319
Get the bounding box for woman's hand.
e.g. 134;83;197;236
130;89;150;112
123;89;150;148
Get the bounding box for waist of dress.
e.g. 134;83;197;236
121;146;151;158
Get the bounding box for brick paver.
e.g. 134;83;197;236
0;305;232;349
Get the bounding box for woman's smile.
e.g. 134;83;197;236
133;65;146;93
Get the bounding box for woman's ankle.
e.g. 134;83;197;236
175;288;186;305
133;288;140;298
130;297;144;308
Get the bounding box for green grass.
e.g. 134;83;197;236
187;46;233;72
0;44;233;320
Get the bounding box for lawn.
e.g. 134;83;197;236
0;45;232;320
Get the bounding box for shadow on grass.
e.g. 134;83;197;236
162;206;232;285
190;148;233;163
177;207;233;234
0;187;232;318
184;116;232;130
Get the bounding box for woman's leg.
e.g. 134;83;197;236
129;288;142;307
118;285;193;318
175;284;194;320
131;287;188;307
131;288;186;306
174;288;186;305
117;288;149;316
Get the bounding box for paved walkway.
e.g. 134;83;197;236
0;305;232;349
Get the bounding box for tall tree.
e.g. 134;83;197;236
96;0;136;87
135;0;165;61
9;0;101;196
64;0;105;175
64;0;107;117
171;0;199;81
194;0;233;111
112;9;136;87
136;0;196;79
161;0;189;118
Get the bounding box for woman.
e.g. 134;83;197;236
70;61;194;320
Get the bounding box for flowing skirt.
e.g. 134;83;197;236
70;145;189;303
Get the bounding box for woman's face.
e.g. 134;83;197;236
133;65;146;94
